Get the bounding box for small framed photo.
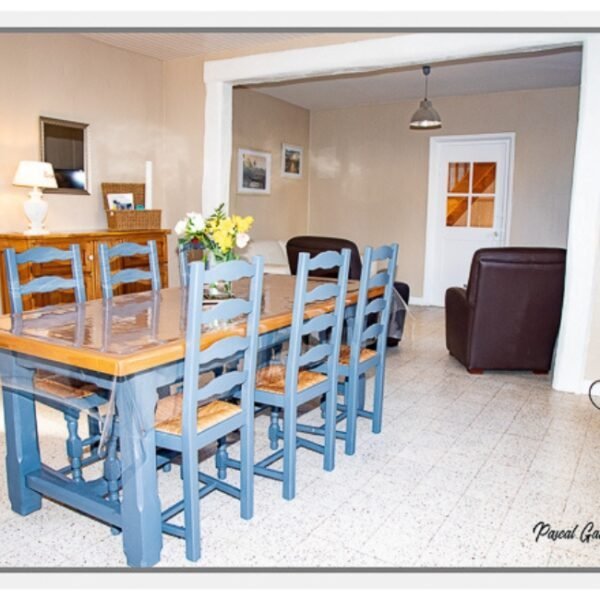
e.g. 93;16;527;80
238;148;271;194
281;143;303;178
106;192;134;210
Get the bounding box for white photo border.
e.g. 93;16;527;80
281;143;303;179
237;148;271;194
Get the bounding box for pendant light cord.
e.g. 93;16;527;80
422;65;431;101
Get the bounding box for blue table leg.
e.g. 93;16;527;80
2;358;42;516
116;373;163;568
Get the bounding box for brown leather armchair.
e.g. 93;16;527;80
445;247;566;374
286;236;363;280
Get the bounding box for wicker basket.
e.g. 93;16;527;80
101;182;162;231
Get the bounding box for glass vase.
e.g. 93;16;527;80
204;250;234;299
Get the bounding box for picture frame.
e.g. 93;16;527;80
237;148;271;194
106;192;135;211
281;143;303;179
40;115;90;195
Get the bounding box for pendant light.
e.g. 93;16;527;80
410;65;442;130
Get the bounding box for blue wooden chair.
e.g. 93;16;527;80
98;241;161;300
298;243;399;456
243;249;350;501
153;256;264;562
3;244;108;481
177;243;192;288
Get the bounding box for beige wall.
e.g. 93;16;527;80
0;34;164;235
0;32;386;287
159;34;384;284
308;86;579;297
161;55;206;285
230;88;310;241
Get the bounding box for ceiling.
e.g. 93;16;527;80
249;48;582;110
82;32;344;61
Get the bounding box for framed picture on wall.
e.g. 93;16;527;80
281;143;303;179
238;148;271;194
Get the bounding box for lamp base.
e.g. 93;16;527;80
23;226;50;236
23;188;49;236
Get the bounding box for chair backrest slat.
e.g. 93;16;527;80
298;343;333;368
15;246;74;265
181;256;264;437
198;335;249;365
368;271;390;290
204;259;255;283
4;244;86;314
306;250;343;272
364;297;386;316
98;240;161;299
20;276;80;296
371;245;395;261
301;312;336;337
282;248;350;396
196;370;248;403
361;322;384;343
106;241;152;258
304;282;340;304
200;297;252;325
111;269;153;286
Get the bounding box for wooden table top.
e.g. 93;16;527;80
0;274;365;377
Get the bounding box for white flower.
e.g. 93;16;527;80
186;212;205;232
174;219;187;237
236;232;250;249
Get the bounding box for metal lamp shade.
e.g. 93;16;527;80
410;99;442;129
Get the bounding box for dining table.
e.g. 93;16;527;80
0;273;377;567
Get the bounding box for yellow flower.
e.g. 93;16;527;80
232;214;254;234
218;217;235;236
213;229;233;253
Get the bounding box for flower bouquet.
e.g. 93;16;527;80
174;203;254;297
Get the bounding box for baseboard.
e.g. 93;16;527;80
408;296;429;306
584;378;599;396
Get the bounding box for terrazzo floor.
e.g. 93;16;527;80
1;306;599;569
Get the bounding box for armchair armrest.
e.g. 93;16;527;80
445;286;470;365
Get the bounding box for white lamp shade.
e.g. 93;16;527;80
13;161;58;189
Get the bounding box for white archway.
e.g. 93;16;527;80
202;32;600;395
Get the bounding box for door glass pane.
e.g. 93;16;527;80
470;195;495;228
472;162;496;194
446;196;468;226
447;163;470;194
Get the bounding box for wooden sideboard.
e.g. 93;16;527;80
0;230;170;313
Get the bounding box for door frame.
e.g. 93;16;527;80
423;132;516;306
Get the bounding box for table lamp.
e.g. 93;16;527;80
13;160;58;235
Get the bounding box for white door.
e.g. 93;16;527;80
424;134;514;306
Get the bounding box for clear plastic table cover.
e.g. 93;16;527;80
0;294;176;457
